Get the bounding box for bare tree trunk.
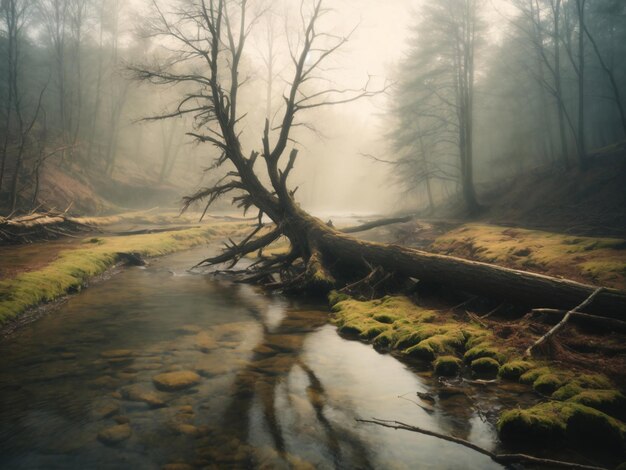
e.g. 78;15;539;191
0;1;16;195
86;0;105;163
575;0;586;167
549;0;570;167
583;23;626;138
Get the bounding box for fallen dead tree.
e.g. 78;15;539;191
0;210;95;244
132;0;626;320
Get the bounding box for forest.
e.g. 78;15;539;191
1;0;626;469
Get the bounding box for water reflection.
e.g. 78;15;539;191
0;247;502;469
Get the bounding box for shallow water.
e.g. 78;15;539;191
0;247;510;469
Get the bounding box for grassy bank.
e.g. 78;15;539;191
330;294;626;454
0;223;245;325
431;224;626;289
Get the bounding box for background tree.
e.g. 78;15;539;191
387;0;484;214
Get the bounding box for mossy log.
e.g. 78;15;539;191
297;212;626;317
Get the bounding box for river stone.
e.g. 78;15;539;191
114;415;130;424
92;401;120;419
194;332;218;353
97;424;131;445
193;358;234;378
88;375;120;389
175;325;202;335
169;422;200;437
100;349;134;359
162;464;194;470
152;371;201;391
120;384;167;408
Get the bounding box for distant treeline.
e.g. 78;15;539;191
388;0;626;213
0;0;194;212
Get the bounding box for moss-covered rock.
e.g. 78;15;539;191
499;360;534;380
328;290;350;307
533;373;567;395
463;344;505;364
434;355;462;376
405;330;465;360
519;367;551;385
498;402;566;442
498;402;626;450
471;357;500;377
568;390;626;421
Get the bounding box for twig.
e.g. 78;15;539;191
356;418;607;470
525;287;605;357
481;303;504;319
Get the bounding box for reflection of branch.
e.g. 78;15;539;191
357;419;606;470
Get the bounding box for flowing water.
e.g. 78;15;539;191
0;246;522;469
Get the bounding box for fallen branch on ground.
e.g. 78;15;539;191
357;418;607;470
531;308;626;333
0;209;96;244
525;287;605;357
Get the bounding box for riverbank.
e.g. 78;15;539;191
0;214;248;330
325;220;626;466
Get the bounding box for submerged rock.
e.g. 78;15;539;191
92;401;120;420
152;371;201;391
162;464;194;470
175;325;202;335
120;384;167;408
100;349;134;359
97;423;132;445
88;375;121;389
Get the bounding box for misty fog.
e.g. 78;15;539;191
1;0;625;217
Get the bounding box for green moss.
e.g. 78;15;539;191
552;383;584;400
499;360;535;380
359;324;388;340
328;290;350;307
433;355;462;377
373;313;398;324
568;390;626;420
372;329;397;349
394;324;443;350
534;373;567;395
577;373;613;389
471;357;500;377
0;225;232;324
498;402;566;442
519;367;552;385
463;344;506;364
432;223;626;289
498;402;626;449
405;329;465;360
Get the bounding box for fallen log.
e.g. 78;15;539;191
340;216;413;234
0;211;95;244
305;215;626;318
531;308;626;333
